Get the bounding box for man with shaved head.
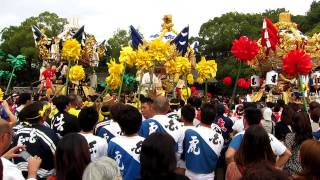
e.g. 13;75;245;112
0;119;42;179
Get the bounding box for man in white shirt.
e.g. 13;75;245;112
78;106;108;161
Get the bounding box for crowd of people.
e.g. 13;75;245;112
0;92;320;180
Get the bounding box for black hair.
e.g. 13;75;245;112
266;102;274;109
217;103;225;116
55;133;91;180
291;112;313;145
169;98;180;111
276;99;285;108
101;104;109;113
19;102;43;124
16;93;31;106
181;105;195;123
179;99;185;107
244;107;262;126
243;102;256;109
109;103;125;122
117;105;142;135
200;103;216;125
138;94;146;101
140;97;153;104
311;107;320;123
309;101;320;112
273;103;281;113
100;103;110;118
140;132;177;179
78;106;99;132
235;125;276;167
187;96;202;109
52;95;70;112
241;161;290;180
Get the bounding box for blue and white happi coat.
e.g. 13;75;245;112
96;120;122;143
107;135;144;180
183;125;224;176
138;115;182;142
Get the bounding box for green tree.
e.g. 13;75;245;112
262;8;286;22
198;12;262;59
106;29;130;61
300;1;320;33
0;11;67;86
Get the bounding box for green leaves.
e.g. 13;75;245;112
123;74;137;91
7;54;26;70
0;70;15;80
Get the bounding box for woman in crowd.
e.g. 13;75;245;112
139;132;189;180
284;111;313;175
293;139;320;180
47;133;91;180
225;125;276;180
275;106;294;142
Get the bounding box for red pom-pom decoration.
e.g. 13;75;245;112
222;76;232;86
193;90;199;97
190;86;199;96
237;78;250;89
237;78;247;88
282;49;313;77
244;79;251;89
190;86;197;93
231;36;260;62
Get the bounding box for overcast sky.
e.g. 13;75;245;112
0;0;316;41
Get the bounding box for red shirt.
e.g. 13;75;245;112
42;69;56;80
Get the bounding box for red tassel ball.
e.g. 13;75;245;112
282;49;313;77
222;76;233;86
231;36;260;62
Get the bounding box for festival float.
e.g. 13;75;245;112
244;12;320;108
102;14;217;103
32;17;106;96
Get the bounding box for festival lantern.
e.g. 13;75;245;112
266;70;278;86
312;71;320;86
250;75;260;88
313;71;320;96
